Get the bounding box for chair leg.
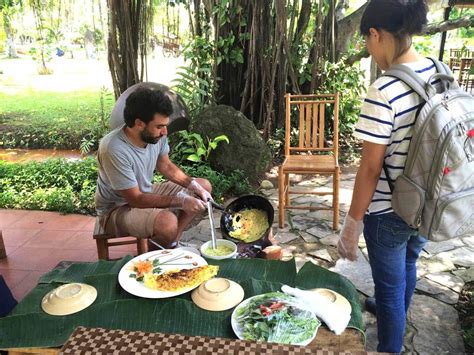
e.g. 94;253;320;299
278;166;285;228
137;238;148;255
333;168;340;230
96;239;109;260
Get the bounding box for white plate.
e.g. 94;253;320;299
118;249;208;299
231;292;320;346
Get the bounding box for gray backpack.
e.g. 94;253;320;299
384;58;474;242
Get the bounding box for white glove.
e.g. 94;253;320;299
337;214;364;261
175;190;207;213
188;179;213;202
281;285;351;335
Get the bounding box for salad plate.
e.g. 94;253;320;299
118;249;208;299
231;292;320;346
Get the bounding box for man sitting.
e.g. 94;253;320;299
95;87;212;248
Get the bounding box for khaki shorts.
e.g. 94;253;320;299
95;182;185;239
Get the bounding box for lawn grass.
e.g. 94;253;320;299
0;89;114;149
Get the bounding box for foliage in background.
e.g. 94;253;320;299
80;86;113;153
0;90;114;149
0;157;97;214
170;131;229;164
319;59;366;160
172;26;216;115
168;130;250;200
0;154;252;214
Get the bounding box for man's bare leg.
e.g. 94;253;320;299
151;210;179;248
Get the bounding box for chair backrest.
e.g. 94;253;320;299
284;93;339;159
450;48;463;58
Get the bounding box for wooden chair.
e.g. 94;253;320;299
93;218;148;260
93;234;148;260
278;93;340;230
0;230;6;259
458;57;473;93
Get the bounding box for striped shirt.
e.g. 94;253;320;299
353;58;441;215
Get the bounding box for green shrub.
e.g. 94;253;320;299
180;164;252;202
0;156;252;214
0;157;98;214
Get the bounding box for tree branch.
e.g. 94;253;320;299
344;47;368;66
335;2;368;59
343;15;474;65
335;0;349;22
422;15;474;36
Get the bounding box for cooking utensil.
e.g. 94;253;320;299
220;195;274;244
207;199;217;249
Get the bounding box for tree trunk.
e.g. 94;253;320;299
107;0;153;99
335;2;367;60
3;16;18;58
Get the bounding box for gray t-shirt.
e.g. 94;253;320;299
95;125;170;215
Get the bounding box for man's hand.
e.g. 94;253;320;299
188;179;213;202
175;190;207;213
337;214;364;261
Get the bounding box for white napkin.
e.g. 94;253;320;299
281;285;351;335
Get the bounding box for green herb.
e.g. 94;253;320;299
235;292;320;345
129;273;136;278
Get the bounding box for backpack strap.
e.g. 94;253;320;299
427;56;452;76
384;64;432;101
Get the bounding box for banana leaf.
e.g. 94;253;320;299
0;256;363;349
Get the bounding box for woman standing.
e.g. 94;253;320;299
337;0;437;353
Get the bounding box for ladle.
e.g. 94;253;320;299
207;199;218;249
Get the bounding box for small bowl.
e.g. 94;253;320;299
41;283;97;316
200;239;237;260
191;277;244;311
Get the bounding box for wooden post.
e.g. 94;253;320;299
0;230;6;259
439;5;452;61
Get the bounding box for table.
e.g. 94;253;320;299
56;326;365;354
0;257;365;353
4;326;365;355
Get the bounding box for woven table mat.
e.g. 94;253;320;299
59;326;361;355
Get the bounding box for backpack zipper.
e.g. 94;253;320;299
430;188;474;234
405;93;472;175
427;117;474;200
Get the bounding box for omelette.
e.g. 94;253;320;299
144;265;219;291
229;208;269;243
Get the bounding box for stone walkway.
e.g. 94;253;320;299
180;168;472;354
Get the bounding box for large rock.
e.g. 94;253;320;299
192;105;271;182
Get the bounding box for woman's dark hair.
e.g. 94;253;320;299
360;0;428;57
123;87;173;127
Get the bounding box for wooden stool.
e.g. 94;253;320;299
0;230;6;259
93;234;148;260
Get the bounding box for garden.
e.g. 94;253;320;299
0;0;473;351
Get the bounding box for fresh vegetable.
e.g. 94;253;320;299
235;292;320;344
129;258;163;281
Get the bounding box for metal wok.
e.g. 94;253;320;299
219;195;274;244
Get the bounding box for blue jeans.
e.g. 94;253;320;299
363;212;427;354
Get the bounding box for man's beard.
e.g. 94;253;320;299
140;129;161;144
